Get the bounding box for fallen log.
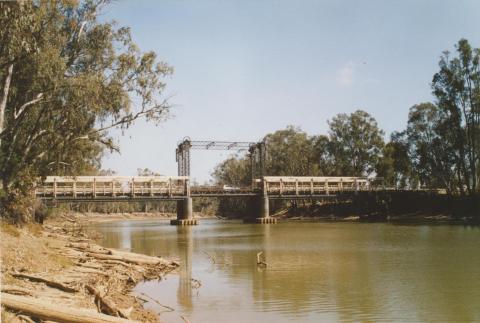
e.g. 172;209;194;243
1;294;139;323
11;273;78;293
85;285;129;319
1;285;34;296
67;243;113;255
73;267;109;276
86;252;171;266
17;315;35;323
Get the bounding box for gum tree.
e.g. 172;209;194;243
0;1;172;221
432;39;480;194
327;110;385;176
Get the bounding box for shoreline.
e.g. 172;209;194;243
69;210;479;226
274;212;479;225
68;211;218;224
0;214;180;323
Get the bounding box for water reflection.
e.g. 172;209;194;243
177;226;193;313
92;220;480;322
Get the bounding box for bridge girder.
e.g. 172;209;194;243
176;138;266;180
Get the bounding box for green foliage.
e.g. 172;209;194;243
327;110;385;176
376;132;412;188
431;39;480;194
213;154;251;187
0;1;172;221
395;39;480;195
264;126;319;176
214;111;385;187
405;103;457;191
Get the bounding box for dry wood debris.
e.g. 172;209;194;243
1;221;179;322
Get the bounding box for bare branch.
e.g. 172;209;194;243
87;98;170;135
14;93;43;119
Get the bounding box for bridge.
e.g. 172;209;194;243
36;138;386;224
35;175;381;224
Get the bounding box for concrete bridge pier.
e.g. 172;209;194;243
243;195;277;224
171;197;197;225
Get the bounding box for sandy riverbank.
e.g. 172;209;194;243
0;214;180;323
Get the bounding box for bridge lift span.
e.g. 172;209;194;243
175;138;267;183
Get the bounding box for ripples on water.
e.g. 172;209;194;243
92;219;480;323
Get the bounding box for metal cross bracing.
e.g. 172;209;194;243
176;138;267;181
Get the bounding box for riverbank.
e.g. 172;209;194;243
274;210;478;224
0;215;179;322
60;211;217;224
270;191;480;224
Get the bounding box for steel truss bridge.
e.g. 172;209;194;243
36;176;381;201
36;138;386;224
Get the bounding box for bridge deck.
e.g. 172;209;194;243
35;176;382;201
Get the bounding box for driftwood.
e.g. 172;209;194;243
202;251;216;264
67;243;112;255
74;267;108;276
86;251;174;267
138;292;175;312
60;214;77;223
85;285;129;319
10;273;76;293
1;285;34;296
17;315;35;323
1;293;139;323
256;252;267;267
11;273;78;293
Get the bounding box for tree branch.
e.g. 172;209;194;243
14;93;43;119
0;63;13;136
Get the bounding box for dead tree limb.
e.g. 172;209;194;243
1;293;139;323
11;273;78;293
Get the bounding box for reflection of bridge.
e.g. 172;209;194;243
36;175;383;224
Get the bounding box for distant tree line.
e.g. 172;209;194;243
215;39;480;197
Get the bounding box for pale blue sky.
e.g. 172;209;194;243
101;0;480;182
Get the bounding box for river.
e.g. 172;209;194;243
91;219;480;322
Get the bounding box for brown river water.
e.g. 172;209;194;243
91;219;480;323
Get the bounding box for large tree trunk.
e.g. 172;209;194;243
1;293;138;323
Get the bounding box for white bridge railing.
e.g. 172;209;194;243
260;176;381;196
36;175;383;200
35;176;190;199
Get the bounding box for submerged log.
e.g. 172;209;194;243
1;293;139;323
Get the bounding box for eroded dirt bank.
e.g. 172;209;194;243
0;214;179;323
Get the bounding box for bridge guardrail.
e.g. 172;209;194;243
35;176;190;199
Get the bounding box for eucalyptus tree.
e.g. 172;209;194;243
212;155;251;187
327;110;385;176
405;103;458;192
0;1;172;221
431;39;480;194
376;131;412;188
264;126;318;176
311;134;335;176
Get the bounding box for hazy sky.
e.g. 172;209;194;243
101;0;480;182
